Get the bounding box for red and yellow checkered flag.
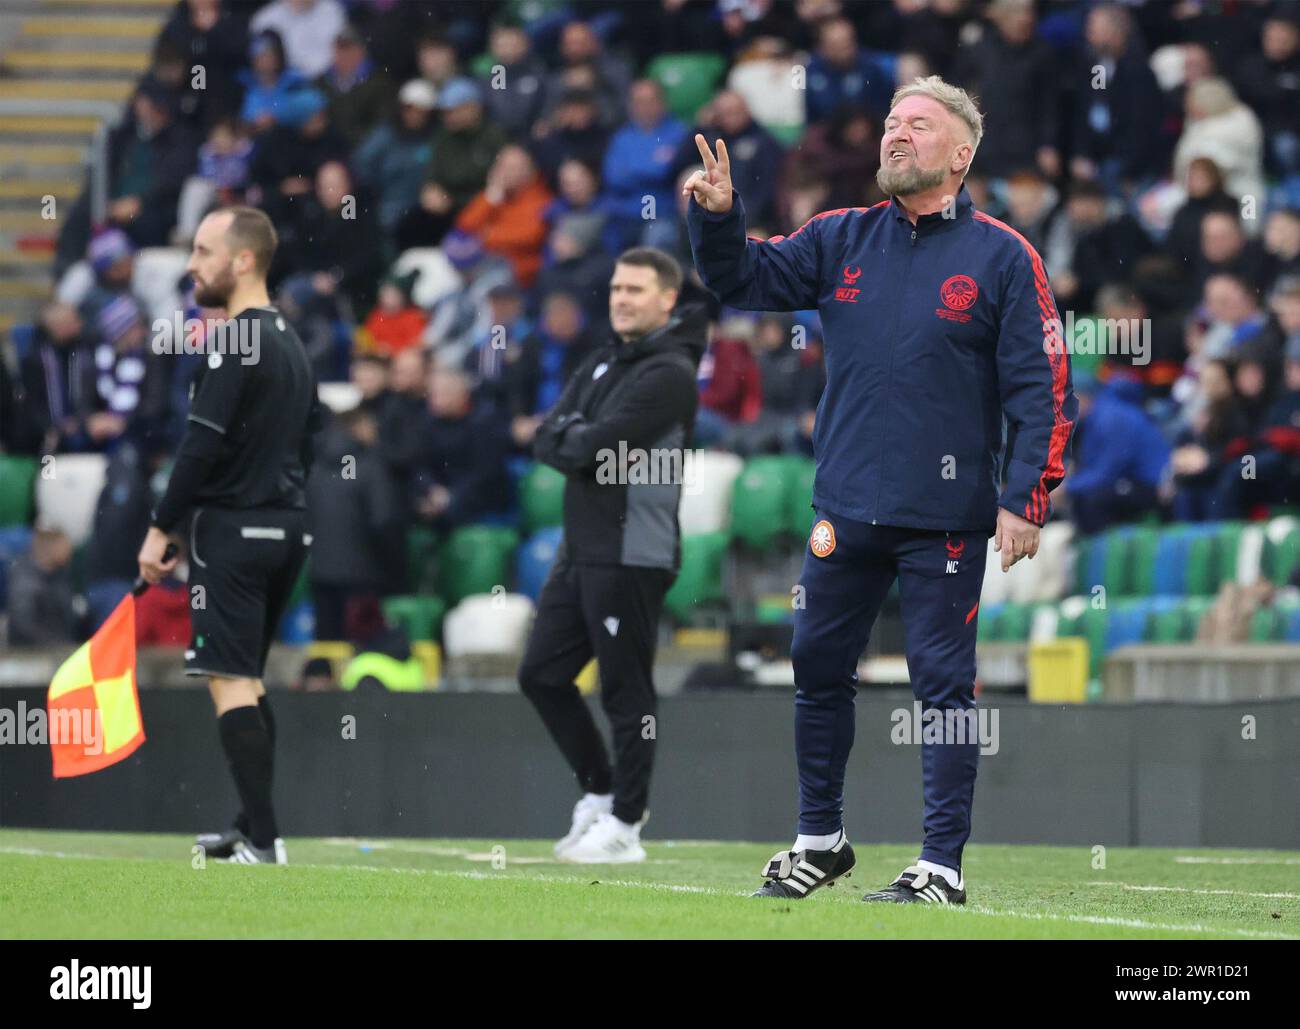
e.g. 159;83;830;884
47;588;146;778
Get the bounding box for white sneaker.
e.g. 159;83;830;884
227;838;287;864
560;812;647;864
553;793;614;858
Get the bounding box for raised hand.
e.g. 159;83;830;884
682;133;733;214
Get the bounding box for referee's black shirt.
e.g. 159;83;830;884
152;306;322;533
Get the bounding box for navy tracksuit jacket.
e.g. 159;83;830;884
688;185;1076;867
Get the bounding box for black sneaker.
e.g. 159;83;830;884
861;865;965;905
195;828;248;859
752;834;855;898
227;838;287;865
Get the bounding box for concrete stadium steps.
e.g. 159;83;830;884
0;143;87;164
0;0;169;332
0;179;81;200
0;204;79;228
2;50;151;73
0;79;137;102
19;16;164;39
0;281;53;302
0;114;100;136
32;0;174;7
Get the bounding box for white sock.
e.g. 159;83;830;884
917;859;961;888
794;829;843;852
584;792;613;807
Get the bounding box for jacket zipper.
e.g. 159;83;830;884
873;226;918;524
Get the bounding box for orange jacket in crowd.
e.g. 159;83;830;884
455;177;554;287
359;305;429;356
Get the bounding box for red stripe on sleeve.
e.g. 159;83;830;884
974;211;1072;525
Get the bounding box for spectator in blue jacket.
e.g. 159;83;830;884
1065;376;1171;535
601;79;687;253
239;30;325;134
542;158;620;262
805;17;897;123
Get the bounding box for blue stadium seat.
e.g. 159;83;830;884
280;601;315;643
0;525;33;610
1150;523;1218;595
1150;529;1187;595
1280;604;1300;644
1106;599;1150;651
515;526;563;601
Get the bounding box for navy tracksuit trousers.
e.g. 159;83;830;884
792;508;988;871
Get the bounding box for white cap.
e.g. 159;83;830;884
398;78;438;110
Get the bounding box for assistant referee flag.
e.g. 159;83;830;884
46;582;151;778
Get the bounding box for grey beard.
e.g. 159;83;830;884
876;161;947;197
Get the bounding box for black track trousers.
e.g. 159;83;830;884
518;558;673;825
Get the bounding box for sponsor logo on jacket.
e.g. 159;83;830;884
936;274;979;323
834;265;863;303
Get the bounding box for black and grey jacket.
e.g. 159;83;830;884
533;304;706;572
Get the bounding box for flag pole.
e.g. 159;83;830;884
132;542;178;597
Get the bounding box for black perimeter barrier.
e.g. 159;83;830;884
2;687;1297;849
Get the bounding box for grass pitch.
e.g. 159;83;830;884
0;829;1296;939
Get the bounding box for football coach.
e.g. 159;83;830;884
137;206;322;865
518;248;704;864
686;76;1076;904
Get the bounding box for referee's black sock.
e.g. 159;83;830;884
258;693;276;751
218;705;278;849
231;695;275;837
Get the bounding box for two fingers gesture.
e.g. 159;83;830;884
681;134;734;214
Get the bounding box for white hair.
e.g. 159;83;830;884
889;75;985;156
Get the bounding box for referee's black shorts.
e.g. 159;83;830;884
184;505;310;680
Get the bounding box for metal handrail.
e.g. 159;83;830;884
0;98;124;222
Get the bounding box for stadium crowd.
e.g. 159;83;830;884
2;0;1300;649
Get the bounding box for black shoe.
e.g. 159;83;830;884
752;834;855;898
195;828;248;859
861;865;966;905
227;838;287;865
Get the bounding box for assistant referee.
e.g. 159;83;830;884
137;206;322;865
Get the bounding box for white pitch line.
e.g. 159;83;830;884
1090;881;1300;900
0;845;102;860
962;905;1295;940
2;845;1295;937
318;838;683;865
0;844;721;893
1175;856;1300;866
297;860;727;894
